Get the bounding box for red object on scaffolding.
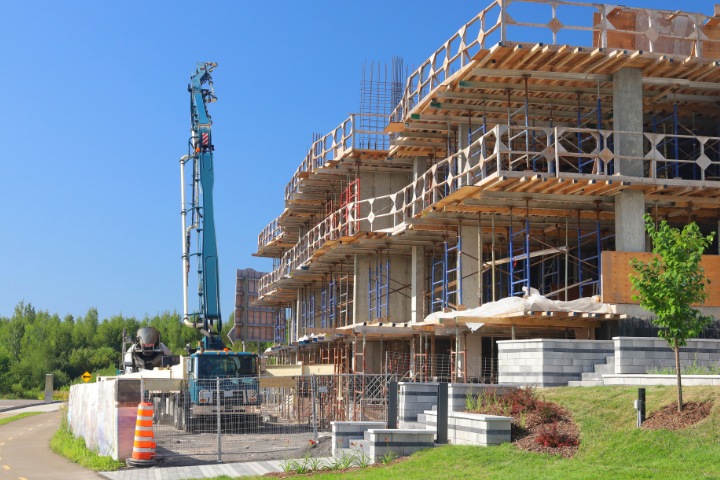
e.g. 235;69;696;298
339;179;360;236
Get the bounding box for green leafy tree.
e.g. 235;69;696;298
630;214;715;412
72;307;99;348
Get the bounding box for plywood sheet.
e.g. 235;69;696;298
601;251;720;306
593;10;637;50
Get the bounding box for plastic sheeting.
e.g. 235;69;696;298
423;287;613;331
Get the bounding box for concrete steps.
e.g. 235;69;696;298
568;356;614;387
346;429;436;463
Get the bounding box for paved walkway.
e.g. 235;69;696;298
99;457;334;480
0;407;104;480
2;401;334;480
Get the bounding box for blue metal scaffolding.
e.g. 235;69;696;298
577;212;615;298
652;104;681;179
508;209;531;297
430;239;463;312
368;252;390;320
540;248;561;297
274;307;287;344
301;287;315;330
320;272;337;329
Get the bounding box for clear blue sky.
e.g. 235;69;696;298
0;0;710;321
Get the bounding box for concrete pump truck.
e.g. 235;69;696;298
174;62;261;431
122;63;261;432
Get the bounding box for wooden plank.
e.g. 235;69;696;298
384;122;405;133
601;251;720;306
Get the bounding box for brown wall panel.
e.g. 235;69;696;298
601;251;720;306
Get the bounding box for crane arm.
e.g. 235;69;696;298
183;62;224;350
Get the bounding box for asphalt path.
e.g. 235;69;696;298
0;401;49;414
0;402;102;480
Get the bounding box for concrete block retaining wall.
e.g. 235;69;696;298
352;429;436;463
331;421;385;457
398;382;438;428
418;410;511;446
497;339;614;386
614;337;720;374
68;378;141;461
447;384;514;412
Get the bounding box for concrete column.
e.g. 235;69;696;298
353;170;411;326
358;171;411;231
616;192;646;252
389;255;411;322
613;67;646;252
411;246;425;323
460;224;480;309
413;156;429;180
353;254;371;324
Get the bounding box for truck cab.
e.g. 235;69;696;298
183;351;261;424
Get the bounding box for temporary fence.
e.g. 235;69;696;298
142;373;395;463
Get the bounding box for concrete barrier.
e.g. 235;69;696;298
68;378;141;461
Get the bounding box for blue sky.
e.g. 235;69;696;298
0;0;711;321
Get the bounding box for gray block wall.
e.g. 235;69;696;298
398;382;438;428
419;410;511;446
350;429;436;463
447;384;514;412
331;421;385;457
497;339;614;387
614;337;720;374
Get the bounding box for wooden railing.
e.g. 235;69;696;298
284;114;389;202
259;124;720;297
390;0;720;123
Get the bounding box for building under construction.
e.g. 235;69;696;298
254;1;720;384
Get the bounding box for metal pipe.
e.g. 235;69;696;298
182;156;203;329
180;154;196;328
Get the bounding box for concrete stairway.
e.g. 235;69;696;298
345;428;436;463
567;356;615;387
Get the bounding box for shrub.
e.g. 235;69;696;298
537;402;563;424
534;423;578;448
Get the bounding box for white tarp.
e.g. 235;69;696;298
423;287;613;329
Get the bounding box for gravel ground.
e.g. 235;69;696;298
153;428;333;467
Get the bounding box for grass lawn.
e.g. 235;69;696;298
0;412;42;426
50;411;124;471
260;385;720;480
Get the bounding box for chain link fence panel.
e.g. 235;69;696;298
142;373;395;465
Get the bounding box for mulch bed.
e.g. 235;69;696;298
642;401;713;430
511;406;580;458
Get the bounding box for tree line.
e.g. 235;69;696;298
0;302;229;397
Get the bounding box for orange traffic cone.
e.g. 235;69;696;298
126;401;156;467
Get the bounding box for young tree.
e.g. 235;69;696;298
630;214;715;412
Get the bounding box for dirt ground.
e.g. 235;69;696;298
152;430;333;467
